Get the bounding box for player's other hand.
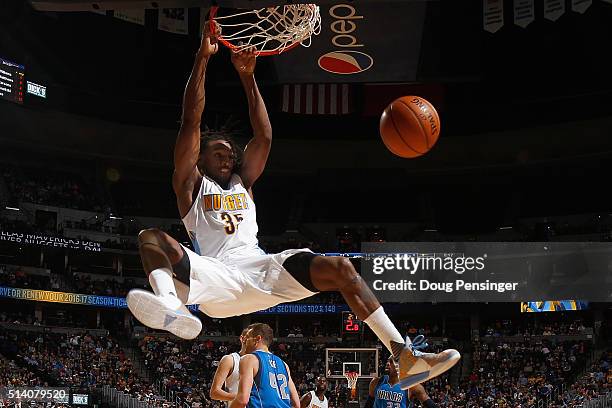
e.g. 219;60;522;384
231;44;256;76
201;21;220;57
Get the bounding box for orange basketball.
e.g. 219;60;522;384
379;96;441;158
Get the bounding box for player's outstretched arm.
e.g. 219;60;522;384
173;22;219;217
210;355;237;401
284;363;301;408
231;47;272;191
229;354;258;408
299;392;312;408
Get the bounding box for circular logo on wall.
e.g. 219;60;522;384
317;51;373;75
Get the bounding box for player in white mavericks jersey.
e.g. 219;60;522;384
300;375;328;408
210;328;250;405
126;21;459;390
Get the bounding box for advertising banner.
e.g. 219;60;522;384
0;230;102;252
272;2;426;83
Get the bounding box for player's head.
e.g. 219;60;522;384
199;133;243;185
238;327;249;350
386;356;399;378
315;375;328;392
243;323;274;351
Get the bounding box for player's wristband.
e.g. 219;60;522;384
364;396;374;408
423;398;438;408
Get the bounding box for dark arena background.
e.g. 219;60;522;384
0;0;611;407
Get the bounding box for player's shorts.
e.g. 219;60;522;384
173;245;318;318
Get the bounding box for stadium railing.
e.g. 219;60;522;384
101;385;154;408
537;384;566;408
155;381;191;408
581;391;612;408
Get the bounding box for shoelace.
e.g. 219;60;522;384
392;335;431;363
410;335;429;355
412;334;429;350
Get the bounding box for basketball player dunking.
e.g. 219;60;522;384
366;357;439;408
230;323;299;408
300;375;328;408
210;328;250;404
126;22;459;390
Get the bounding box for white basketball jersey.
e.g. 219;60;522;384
182;174;263;258
224;352;241;398
307;391;328;408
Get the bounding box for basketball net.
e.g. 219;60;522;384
210;4;321;56
344;371;359;402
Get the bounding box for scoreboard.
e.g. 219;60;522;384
0;57;25;104
342;311;363;335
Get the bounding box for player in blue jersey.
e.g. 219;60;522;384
230;323;300;408
366;357;439;408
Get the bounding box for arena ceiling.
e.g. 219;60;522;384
1;0;611;146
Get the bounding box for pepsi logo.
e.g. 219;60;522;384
318;51;373;75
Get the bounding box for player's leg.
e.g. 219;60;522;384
137;228;186;300
304;255;404;353
284;254;460;390
126;228;202;339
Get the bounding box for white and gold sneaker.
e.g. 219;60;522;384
127;289;202;340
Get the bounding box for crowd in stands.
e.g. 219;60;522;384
425;338;593;408
0;354;47;388
2;164;612;408
398;320;444;338
0;355;74;408
139;335;354;408
559;350;611;406
0;330;170;407
0;315;607;408
136;332;463;407
482;319;591;337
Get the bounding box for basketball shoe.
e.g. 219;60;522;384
392;336;461;390
127;289;202;340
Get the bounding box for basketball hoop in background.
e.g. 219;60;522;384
209;5;321;56
344;371;360;403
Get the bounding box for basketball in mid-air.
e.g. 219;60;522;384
379;96;441;158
